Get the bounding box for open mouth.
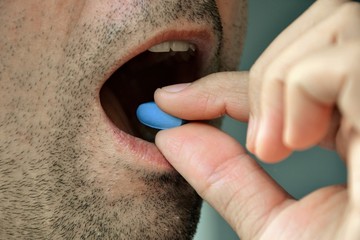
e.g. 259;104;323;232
100;40;204;142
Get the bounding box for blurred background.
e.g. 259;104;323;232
194;1;347;239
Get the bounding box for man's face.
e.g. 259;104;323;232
0;1;246;239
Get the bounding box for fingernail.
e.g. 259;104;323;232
254;119;267;160
161;83;191;93
246;116;257;153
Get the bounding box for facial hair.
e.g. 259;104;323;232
0;0;242;239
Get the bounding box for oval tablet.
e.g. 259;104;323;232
136;102;184;130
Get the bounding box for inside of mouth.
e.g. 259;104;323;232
100;48;200;142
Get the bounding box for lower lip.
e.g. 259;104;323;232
108;118;174;172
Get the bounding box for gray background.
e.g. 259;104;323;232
194;1;347;239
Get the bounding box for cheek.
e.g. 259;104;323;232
80;0;135;23
216;0;245;29
216;0;247;67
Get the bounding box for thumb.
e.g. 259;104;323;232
155;123;291;238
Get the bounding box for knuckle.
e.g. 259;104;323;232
263;67;276;83
339;2;360;17
249;65;260;80
249;64;265;86
335;43;360;77
344;42;360;68
335;2;360;28
200;92;220;116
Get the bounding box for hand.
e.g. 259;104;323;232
155;1;360;239
154;72;355;240
247;0;360;162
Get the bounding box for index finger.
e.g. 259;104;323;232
154;71;249;122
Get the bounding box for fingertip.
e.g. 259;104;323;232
283;125;317;151
155;127;180;154
284;83;333;151
154;127;166;146
246;115;258;154
255;117;292;163
256;140;292;163
154;83;191;102
283;123;330;151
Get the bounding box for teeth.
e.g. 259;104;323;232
171;41;193;52
149;42;171;52
149;41;196;53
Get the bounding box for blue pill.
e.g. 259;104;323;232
136;102;184;130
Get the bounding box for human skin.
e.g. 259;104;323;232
155;0;360;239
0;0;246;239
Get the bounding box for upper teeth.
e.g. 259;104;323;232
149;41;196;53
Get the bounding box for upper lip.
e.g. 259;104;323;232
99;27;218;90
